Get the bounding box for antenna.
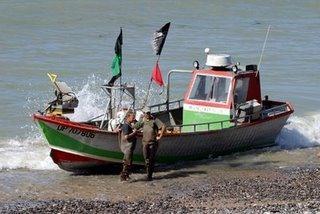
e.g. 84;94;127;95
256;25;271;77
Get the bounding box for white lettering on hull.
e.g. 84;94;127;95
184;103;231;115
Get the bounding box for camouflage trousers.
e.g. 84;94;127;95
142;141;158;180
120;141;136;180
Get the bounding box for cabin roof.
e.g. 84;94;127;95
193;69;258;78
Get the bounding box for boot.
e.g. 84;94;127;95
120;171;128;181
145;160;153;181
120;163;130;181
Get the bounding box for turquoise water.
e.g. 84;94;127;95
0;0;319;169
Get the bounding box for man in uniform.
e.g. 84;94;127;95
134;107;165;181
119;110;137;181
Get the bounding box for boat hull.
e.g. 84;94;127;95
50;149;121;172
34;109;291;172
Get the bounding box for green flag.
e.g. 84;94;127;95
111;28;122;76
111;54;121;77
108;28;122;86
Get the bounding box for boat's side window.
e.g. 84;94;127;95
189;75;231;103
234;78;249;104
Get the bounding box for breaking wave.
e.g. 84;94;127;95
276;113;320;149
0;135;58;170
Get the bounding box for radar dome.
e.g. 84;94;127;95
206;54;232;67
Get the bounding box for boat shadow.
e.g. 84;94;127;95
155;145;285;171
70;164;124;176
71;143;310;176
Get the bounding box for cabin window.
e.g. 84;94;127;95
234;78;249;104
189;75;231;103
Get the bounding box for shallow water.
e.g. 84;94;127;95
1;146;320;204
0;0;319;181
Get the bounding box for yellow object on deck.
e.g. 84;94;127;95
47;73;58;83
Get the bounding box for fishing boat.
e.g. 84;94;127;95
33;49;293;172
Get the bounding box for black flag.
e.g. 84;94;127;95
114;28;123;56
152;22;170;56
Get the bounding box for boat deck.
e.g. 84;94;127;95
82;99;293;134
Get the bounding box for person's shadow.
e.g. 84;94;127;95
130;170;207;182
155;170;207;180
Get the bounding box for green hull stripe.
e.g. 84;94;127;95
183;109;231;131
38;121;145;163
38;121;212;164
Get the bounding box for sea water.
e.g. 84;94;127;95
0;0;319;171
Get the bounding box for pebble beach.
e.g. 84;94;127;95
1;0;319;213
1;147;320;213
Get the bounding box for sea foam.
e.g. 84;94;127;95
276;113;320;149
0;136;58;170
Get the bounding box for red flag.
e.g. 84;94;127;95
151;61;164;86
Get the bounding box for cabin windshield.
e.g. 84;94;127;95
189;74;231;103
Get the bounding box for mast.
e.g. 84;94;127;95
256;25;271;77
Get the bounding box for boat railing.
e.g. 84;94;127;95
166;103;290;133
260;104;288;118
149;69;193;113
166;69;193;104
149;99;184;113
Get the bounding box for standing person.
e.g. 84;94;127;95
135;107;165;181
119;110;137;181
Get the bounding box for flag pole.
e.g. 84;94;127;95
119;27;123;109
119;57;122;110
155;54;165;95
142;22;170;109
141;80;152;109
141;55;161;108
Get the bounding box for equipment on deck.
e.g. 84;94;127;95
45;81;79;115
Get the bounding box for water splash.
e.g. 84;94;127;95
276;114;320;149
0;135;58;170
0;74;166;170
69;74;107;122
69;73;166;122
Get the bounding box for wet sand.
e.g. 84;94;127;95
1;147;320;213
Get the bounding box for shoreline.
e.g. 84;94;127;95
1;147;320;213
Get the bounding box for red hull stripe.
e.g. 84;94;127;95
50;149;107;164
33;114;109;133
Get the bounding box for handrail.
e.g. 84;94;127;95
149;99;184;112
261;104;288;117
99;84;135;129
166;69;193;106
167;103;290;133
